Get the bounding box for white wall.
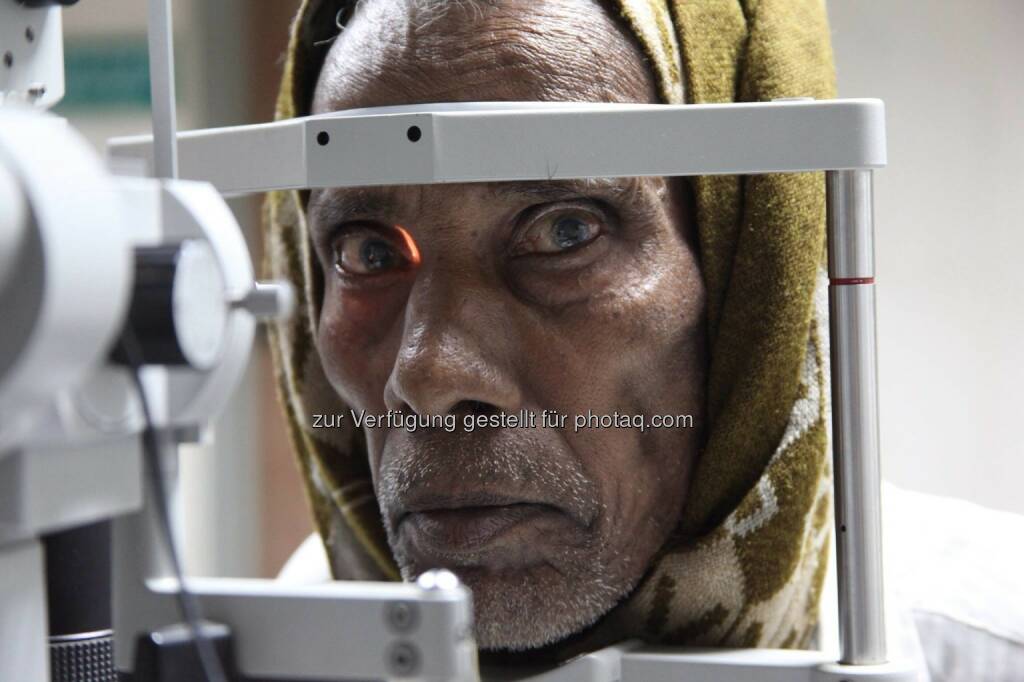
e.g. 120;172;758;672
829;1;1024;514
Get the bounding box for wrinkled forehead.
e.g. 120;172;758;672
311;0;658;113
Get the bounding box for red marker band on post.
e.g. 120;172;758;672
830;276;874;286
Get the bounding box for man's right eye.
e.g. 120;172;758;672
332;228;408;276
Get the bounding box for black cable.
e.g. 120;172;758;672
118;327;228;682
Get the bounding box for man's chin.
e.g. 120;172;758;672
398;559;626;652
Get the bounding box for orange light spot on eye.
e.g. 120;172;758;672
394;224;421;266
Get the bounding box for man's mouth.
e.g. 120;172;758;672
378;431;601;570
395;492;568;560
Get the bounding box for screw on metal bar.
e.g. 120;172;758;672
386;601;419;633
386;641;420;677
3;52;13;68
26;26;35;42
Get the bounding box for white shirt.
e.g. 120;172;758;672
279;482;1024;681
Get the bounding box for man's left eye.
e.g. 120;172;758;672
513;210;603;256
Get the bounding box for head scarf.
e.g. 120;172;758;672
264;0;836;652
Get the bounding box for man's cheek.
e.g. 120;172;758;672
317;301;398;407
321;283;405;348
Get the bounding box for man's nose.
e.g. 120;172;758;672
383;283;522;417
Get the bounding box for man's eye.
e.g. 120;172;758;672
514;210;603;256
333;230;405;275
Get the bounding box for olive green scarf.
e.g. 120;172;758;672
264;0;836;652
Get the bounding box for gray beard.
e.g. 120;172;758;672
378;430;633;650
395;542;629;651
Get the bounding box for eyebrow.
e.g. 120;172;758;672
308;177;643;231
488;177;642;201
308;187;401;233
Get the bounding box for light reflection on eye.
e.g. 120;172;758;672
394;224;421;266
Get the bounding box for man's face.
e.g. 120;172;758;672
308;0;706;651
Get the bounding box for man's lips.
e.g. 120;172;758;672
395;492;570;557
377;431;602;568
403;503;558;552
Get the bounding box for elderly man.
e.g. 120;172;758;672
266;0;834;659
